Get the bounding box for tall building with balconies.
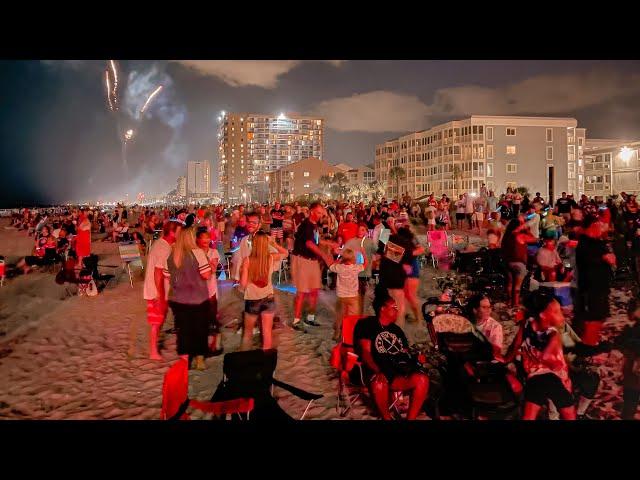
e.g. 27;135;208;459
217;111;324;203
582;139;640;198
176;176;187;198
375;116;586;203
187;161;211;201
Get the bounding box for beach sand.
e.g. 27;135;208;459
0;219;635;420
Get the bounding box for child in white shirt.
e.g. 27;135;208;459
329;248;365;341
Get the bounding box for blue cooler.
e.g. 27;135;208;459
539;281;572;306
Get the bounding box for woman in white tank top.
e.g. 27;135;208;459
240;231;288;350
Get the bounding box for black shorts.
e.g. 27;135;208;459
524;373;574;408
455;213;465;220
358;277;369;296
244;295;276;315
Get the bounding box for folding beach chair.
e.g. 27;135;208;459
161;358;254;420
118;242;143;287
426;230;454;269
211;349;323;420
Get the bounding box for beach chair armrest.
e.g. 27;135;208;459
190;398;255;415
272;379;323;401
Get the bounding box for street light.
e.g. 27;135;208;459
621;146;633;163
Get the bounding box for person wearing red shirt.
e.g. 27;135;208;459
337;213;358;246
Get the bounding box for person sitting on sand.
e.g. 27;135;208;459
16;225;57;273
112;220;129;243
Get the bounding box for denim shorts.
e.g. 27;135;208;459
244;295;276;315
508;261;527;280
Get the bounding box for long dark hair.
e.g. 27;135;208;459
501;217;521;253
466;293;490;324
523;290;558;319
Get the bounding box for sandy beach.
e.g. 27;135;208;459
0;219;635;420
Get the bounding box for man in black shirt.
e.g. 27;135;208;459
270;201;285;245
376;226;416;330
575;215;617;346
555;192;573;223
353;288;429;420
291;202;335;330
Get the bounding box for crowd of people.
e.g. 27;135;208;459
4;185;640;420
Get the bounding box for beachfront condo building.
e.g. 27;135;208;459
187;161;211;200
582;139;640;199
217;111;324;203
176;176;187;198
375;116;588;204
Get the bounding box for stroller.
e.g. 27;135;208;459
421;299;521;419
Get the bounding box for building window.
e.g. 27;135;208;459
546;128;553;142
506;145;516;155
568;162;576;179
578;137;583;146
304;183;310;188
546;146;553;161
487;163;494;177
303;171;310;177
506;127;516;136
486;127;493;141
487;145;494;159
506;164;517;174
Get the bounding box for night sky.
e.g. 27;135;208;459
2;60;640;207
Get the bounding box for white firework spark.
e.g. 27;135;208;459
109;60;119;108
105;70;114;111
139;85;163;116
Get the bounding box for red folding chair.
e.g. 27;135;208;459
161;358;254;420
333;315;405;418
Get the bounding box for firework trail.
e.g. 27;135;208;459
109;60;119;109
140;85;163;116
105;70;114;111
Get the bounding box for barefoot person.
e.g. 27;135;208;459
136;220;180;360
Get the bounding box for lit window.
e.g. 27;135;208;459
487;145;494;159
487;163;494;177
506;164;517;174
304;183;310;188
506;128;516;136
303;171;310;177
506;145;516;155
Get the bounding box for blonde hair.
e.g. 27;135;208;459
248;231;271;285
172;226;197;269
341;248;356;263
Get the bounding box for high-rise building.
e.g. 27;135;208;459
375;116;586;202
187;161;210;199
176;176;187;197
217;111;324;203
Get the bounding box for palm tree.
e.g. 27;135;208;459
332;172;349;200
319;175;333;196
388;166;406;200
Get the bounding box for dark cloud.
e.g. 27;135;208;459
1;60;640;206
